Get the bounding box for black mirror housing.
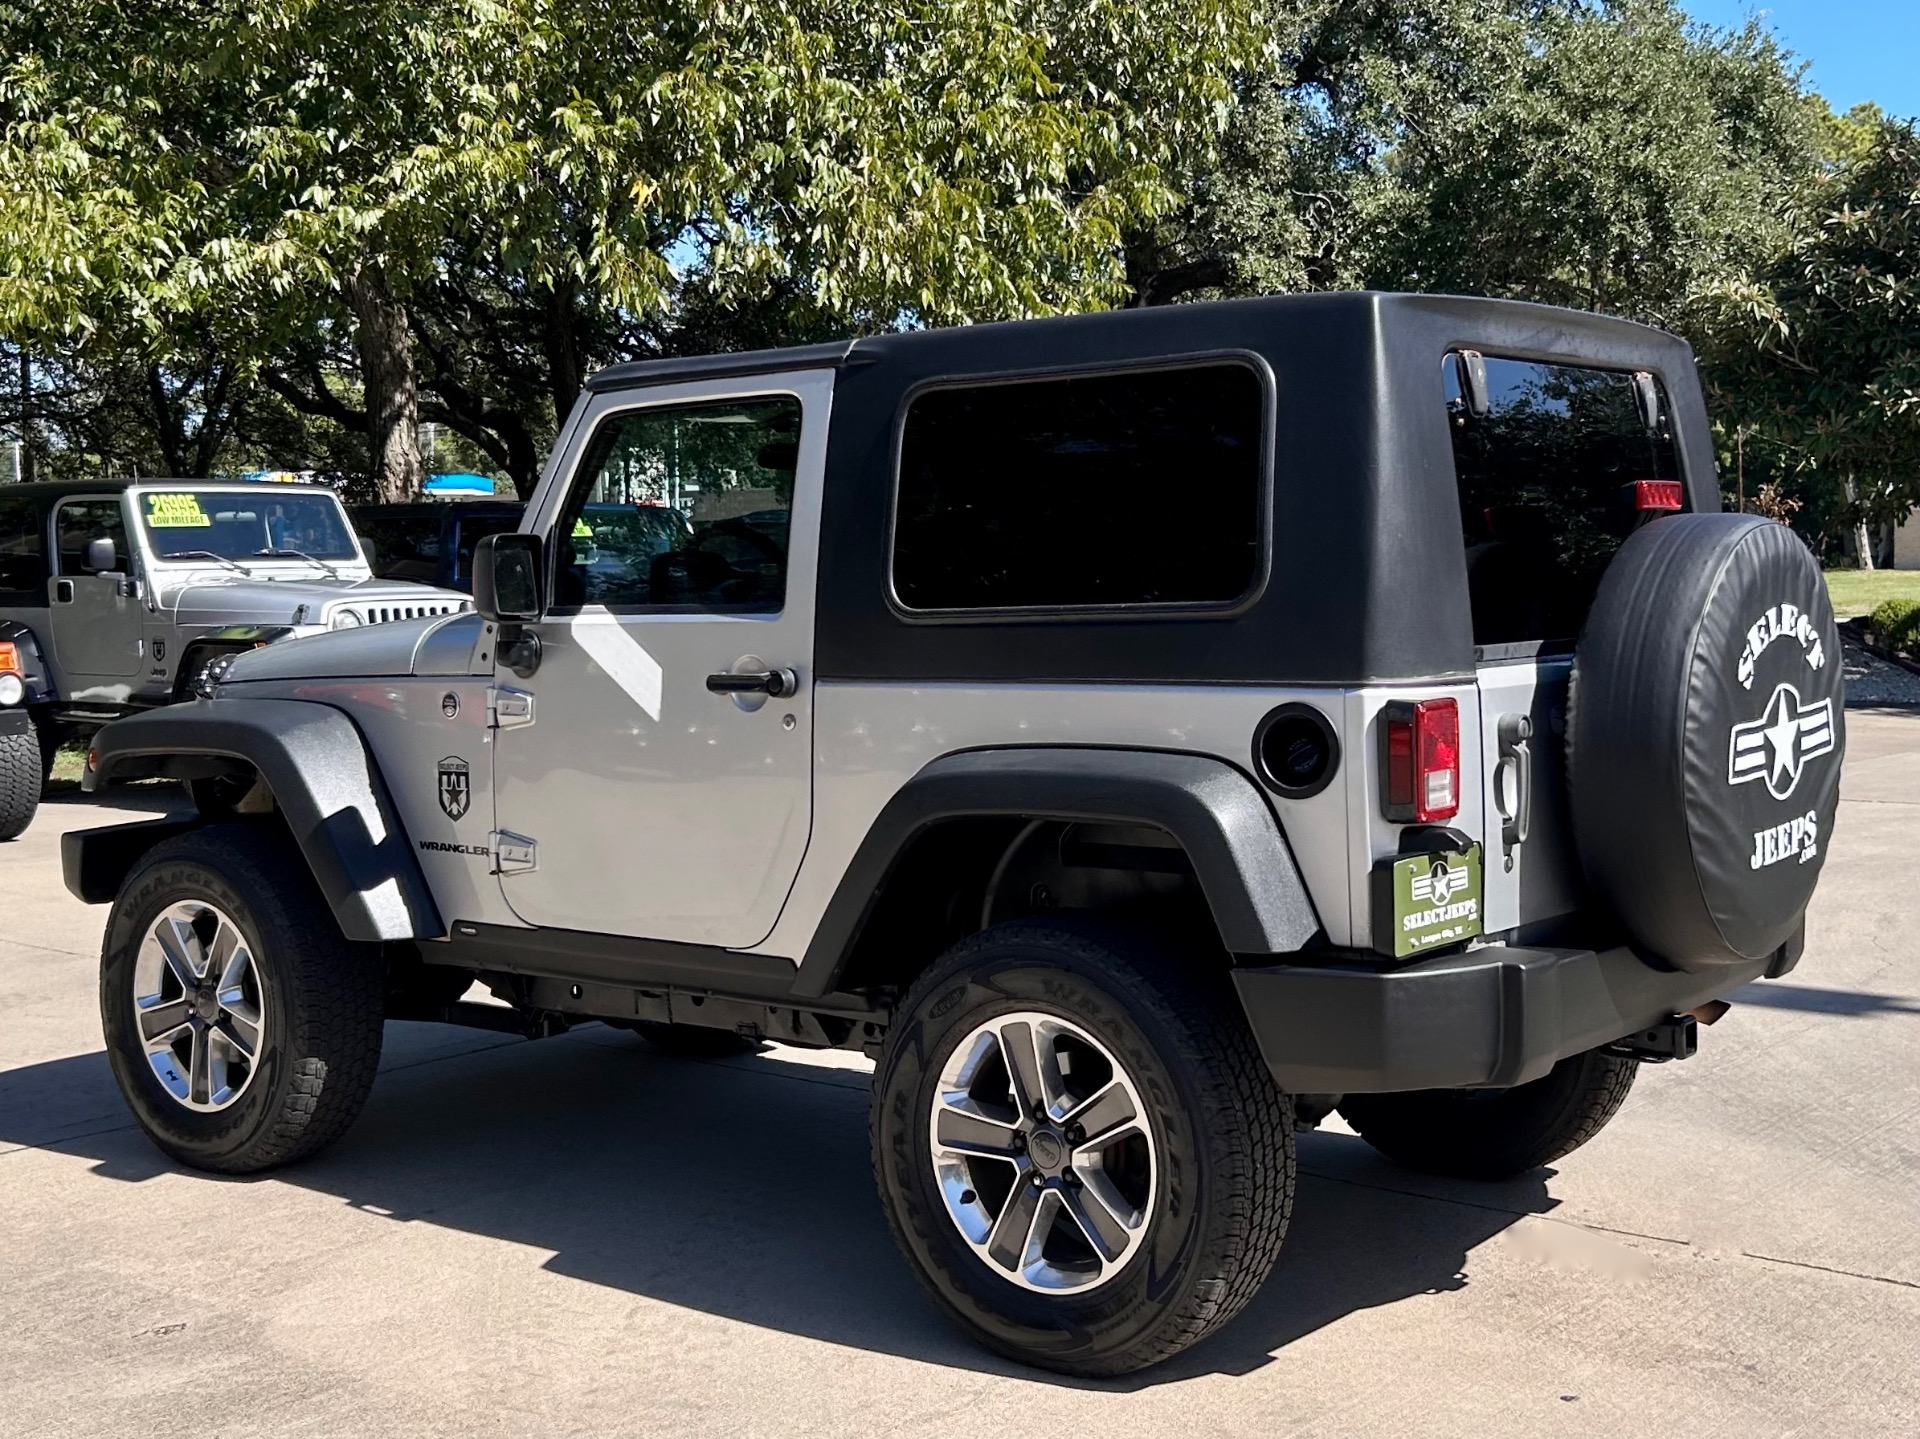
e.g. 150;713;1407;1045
473;532;545;623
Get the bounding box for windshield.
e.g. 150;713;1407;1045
138;490;361;563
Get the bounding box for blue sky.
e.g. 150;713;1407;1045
1682;2;1920;118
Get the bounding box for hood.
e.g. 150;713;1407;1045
224;610;489;682
163;576;470;628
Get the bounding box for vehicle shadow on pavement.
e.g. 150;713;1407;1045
0;1026;1557;1388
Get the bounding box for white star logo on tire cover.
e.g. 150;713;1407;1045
1728;683;1835;801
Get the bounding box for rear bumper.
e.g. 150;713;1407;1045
1233;943;1770;1094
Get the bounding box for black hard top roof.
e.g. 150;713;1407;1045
583;292;1683;394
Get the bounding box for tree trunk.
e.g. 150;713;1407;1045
1842;473;1875;571
543;278;584;422
346;260;423;502
16;348;34;483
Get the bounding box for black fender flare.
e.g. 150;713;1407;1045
0;618;57;705
65;698;443;942
791;747;1323;997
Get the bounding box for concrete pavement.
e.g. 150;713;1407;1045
1;720;1916;1437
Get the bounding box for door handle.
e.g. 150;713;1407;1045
1495;712;1533;871
54;580;73;603
706;668;797;698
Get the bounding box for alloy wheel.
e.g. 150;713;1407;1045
928;1010;1157;1294
131;900;267;1113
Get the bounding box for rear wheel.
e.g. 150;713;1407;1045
0;721;42;840
1338;1047;1638;1181
99;824;386;1173
872;920;1294;1376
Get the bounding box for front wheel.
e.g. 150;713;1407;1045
99;824;387;1173
1338;1047;1639;1181
872;920;1294;1377
0;719;42;840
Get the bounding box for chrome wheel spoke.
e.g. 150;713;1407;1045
157;917;204;988
137;998;192;1046
1064;1080;1137;1145
996;1019;1058;1120
933;1104;1022;1158
1063;1173;1137;1262
217;1006;260;1060
187;1025;212;1107
211;921;248;992
985;1179;1047;1271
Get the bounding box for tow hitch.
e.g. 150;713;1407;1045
1605;998;1729;1063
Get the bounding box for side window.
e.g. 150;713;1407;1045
55;499;130;575
360;516;442;583
1444;354;1683;647
0;497;47;595
892;363;1266;611
551;396;801;613
453;513;521;585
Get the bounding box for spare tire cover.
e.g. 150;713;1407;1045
1568;513;1844;970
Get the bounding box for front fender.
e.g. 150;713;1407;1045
71;698;443;941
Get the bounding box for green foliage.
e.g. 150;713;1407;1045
1698;116;1920;551
1869;597;1920;653
1129;1;1822;323
0;0;1283;489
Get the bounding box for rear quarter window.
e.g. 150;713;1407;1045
892;362;1268;612
1445;353;1683;649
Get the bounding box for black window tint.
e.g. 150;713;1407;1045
452;513;522;584
552;396;800;613
0;498;46;594
360;516;442;583
1445;355;1683;647
893;364;1265;611
55;499;129;574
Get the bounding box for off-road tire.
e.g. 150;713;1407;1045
100;823;386;1173
1339;1048;1638;1181
872;919;1294;1377
0;725;42;840
630;1021;760;1058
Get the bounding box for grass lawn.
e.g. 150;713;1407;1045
1826;569;1920;620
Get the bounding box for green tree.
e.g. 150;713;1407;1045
3;0;1287;494
1130;1;1821;323
1700;116;1920;568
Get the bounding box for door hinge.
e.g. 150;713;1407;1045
487;686;536;729
490;831;538;875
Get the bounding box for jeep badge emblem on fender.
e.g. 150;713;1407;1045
438;756;471;820
1727;683;1835;801
442;692;460;718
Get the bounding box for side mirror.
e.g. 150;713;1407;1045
84;536;119;574
473;532;545;623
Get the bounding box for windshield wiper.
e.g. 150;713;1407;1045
254;547;341;578
161;550;251;575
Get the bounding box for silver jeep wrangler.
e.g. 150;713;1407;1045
0;478;468;837
66;294;1844;1376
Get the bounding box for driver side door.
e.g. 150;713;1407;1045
47;496;144;692
489;371;830;948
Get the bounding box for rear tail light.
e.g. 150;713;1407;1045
1631;479;1684;512
1381;698;1460;824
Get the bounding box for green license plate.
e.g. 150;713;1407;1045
1371;845;1484;959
